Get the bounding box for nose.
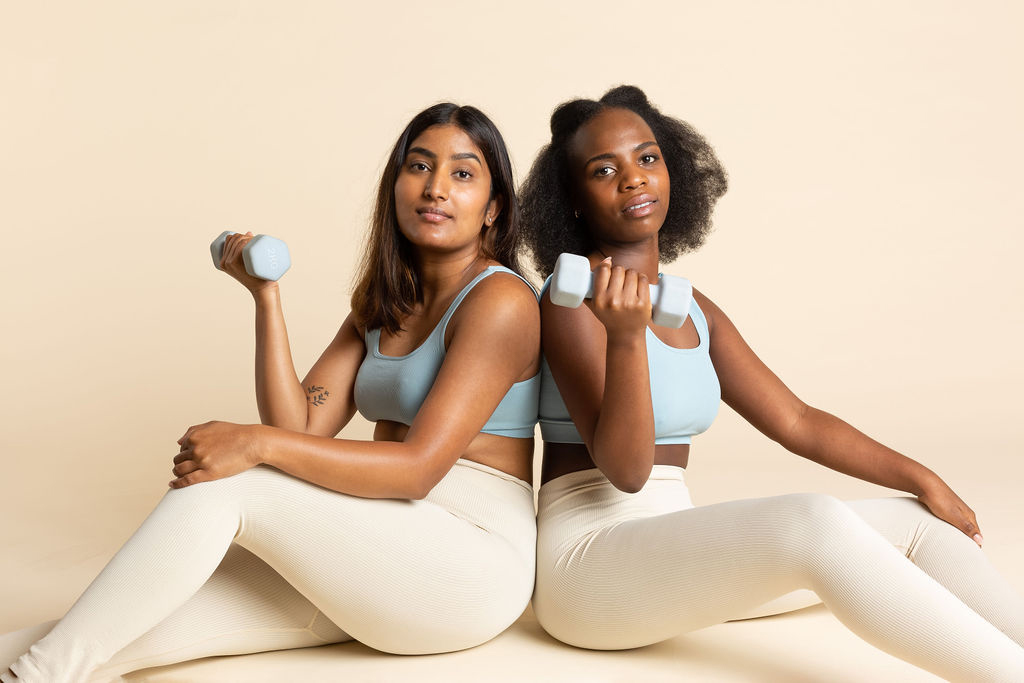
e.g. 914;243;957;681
620;165;647;192
424;172;449;201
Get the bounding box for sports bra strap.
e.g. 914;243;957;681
439;266;538;341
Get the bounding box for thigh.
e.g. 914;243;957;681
728;497;951;621
536;492;859;648
233;467;534;655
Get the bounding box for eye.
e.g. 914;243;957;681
408;161;430;172
454;169;474;180
593;165;615;178
639;153;659;164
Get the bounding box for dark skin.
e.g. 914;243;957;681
540;107;984;549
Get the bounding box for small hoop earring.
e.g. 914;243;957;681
573;209;580;219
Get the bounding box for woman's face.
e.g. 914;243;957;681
394;124;500;255
569;107;670;246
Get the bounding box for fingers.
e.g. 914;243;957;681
177;421;215;447
592;258;647;309
636;270;650;304
177;423;200;446
962;508;983;547
592;256;612;297
218;231;253;271
169;470;208;489
171;458;200;477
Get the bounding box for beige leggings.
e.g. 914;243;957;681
2;460;536;683
534;466;1024;682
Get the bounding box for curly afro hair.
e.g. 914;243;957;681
520;85;728;278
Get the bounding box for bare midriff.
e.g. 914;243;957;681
541;442;689;485
374;420;534;484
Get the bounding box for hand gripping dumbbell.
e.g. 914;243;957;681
209;231;291;281
549;252;692;328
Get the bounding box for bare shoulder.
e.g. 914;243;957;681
443;269;541;361
691;286;722;335
451;269;541;330
336;310;366;346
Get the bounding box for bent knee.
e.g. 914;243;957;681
775;492;856;527
766;492;865;558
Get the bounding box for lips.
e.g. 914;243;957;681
417;206;452;222
622;194;657;216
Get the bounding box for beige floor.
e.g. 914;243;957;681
4;444;1020;682
118;604;948;683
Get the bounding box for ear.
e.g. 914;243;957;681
485;196;503;227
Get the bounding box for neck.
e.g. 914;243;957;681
590;235;661;280
414;244;488;309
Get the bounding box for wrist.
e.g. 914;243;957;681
252;282;280;304
252;424;276;466
909;466;945;498
605;327;647;350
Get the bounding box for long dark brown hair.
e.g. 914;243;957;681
350;103;522;334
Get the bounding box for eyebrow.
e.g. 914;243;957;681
584;141;659;167
407;147;482;164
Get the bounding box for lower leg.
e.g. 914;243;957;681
4;476;247;683
846;497;1024;646
89;545;350;681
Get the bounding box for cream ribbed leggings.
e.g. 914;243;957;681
534;466;1024;682
1;460;536;683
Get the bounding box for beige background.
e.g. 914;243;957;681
1;1;1021;681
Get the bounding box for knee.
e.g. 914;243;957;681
777;492;856;529
769;492;864;558
160;467;268;512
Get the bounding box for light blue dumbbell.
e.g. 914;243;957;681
549;252;692;328
209;231;291;281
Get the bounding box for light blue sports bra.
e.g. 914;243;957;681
354;266;540;438
538;276;720;445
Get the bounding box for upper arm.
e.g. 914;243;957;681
300;312;366;438
402;274;541;478
697;289;808;446
540;289;608;452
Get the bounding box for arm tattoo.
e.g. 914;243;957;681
305;385;330;407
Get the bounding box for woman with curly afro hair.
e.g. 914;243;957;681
522;85;1024;681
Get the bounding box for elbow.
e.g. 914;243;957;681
406;478;434;501
590;443;654;494
776;402;813;453
604;459;653;494
401;449;449;501
609;474;649;494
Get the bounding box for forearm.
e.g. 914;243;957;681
786;407;944;496
253;285;307;430
591;333;656;492
256;425;439;499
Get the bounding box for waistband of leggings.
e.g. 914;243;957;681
539;464;685;497
449;457;533;495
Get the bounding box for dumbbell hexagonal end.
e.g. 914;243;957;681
549;253;592;309
652;274;692;329
243;235;291;281
209;231;236;271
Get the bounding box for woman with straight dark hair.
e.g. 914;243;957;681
2;102;540;682
522;85;1024;681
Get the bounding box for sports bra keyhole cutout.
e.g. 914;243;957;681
649;314;702;351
